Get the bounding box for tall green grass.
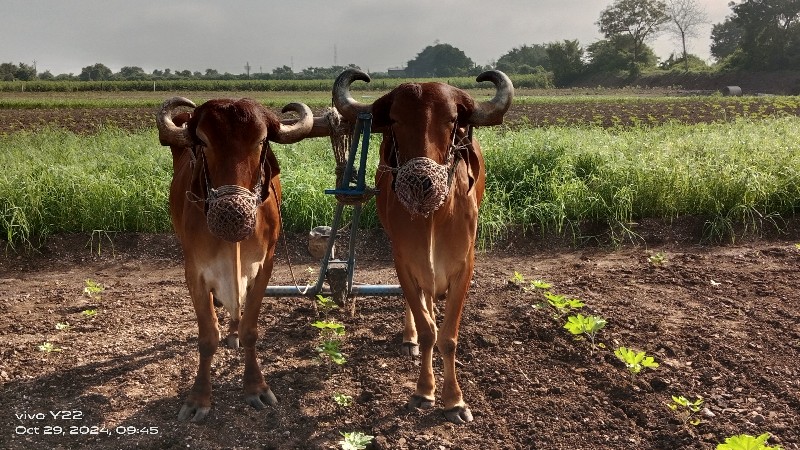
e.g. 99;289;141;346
3;117;800;249
478;117;800;244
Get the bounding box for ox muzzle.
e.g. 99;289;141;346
393;156;452;218
205;184;261;242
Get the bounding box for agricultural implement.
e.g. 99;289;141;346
264;111;403;304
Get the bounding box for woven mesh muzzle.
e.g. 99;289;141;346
394;157;450;217
205;185;260;242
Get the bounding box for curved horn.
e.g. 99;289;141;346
332;68;372;121
157;96;196;147
468;70;514;126
273;102;314;144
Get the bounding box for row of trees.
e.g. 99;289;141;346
2;0;798;85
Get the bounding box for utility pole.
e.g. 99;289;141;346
245;61;251;78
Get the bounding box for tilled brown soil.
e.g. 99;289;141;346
1;223;799;450
2;96;800;135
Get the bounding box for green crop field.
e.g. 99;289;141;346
2;92;799;249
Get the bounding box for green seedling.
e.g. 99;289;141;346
530;279;552;290
55;322;70;331
339;431;374;450
333;393;353;407
648;252;667;265
81;309;98;318
38;342;61;353
315;294;339;316
716;433;783;450
316;340;346;365
312;320;346;336
544;292;585;317
668;395;704;426
83;279;104;300
614;346;659;377
564;314;607;350
312;320;346;366
510;271;526;285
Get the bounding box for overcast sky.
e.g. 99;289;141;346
3;0;731;76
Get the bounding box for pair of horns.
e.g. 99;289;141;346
157;97;314;147
332;69;514;126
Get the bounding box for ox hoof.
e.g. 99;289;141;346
406;394;435;411
225;334;240;349
245;389;278;410
178;404;211;422
401;342;419;357
444;405;474;424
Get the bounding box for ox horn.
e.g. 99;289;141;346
157;96;196;148
273;102;314;144
332;68;372;121
468;70;514;126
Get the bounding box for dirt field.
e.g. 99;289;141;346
2;221;799;450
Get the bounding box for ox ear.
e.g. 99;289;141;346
370;91;394;131
455;90;477;124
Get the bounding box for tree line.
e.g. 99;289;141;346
1;0;796;87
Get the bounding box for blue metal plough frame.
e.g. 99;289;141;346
264;112;403;300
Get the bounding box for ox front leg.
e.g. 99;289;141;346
401;302;420;357
179;291;219;422
399;278;437;411
437;266;474;424
239;277;277;410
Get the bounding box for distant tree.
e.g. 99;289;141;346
597;0;669;74
0;62;16;81
659;52;711;70
546;39;585;86
79;63;112;81
14;63;37;81
710;16;743;62
117;66;147;80
496;44;550;74
204;68;220;78
727;0;800;70
38;70;54;80
299;64;360;79
664;0;709;72
587;35;658;74
406;43;475;77
271;65;294;79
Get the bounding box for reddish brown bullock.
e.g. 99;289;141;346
157;97;313;421
332;69;513;423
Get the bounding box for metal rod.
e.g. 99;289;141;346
264;284;403;297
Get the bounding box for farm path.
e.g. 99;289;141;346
1;225;799;450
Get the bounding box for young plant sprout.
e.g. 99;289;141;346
667;395;704;426
564;314;607;350
312;320;346;366
38;342;61;353
614;346;659;378
544;292;585;317
333;393;353;407
716;433;784;450
339;431;374;450
83;278;104;300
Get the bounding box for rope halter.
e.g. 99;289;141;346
188;140;271;243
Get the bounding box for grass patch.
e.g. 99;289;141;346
3;117;800;248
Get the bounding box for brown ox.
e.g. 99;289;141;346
157;97;313;421
332;69;513;423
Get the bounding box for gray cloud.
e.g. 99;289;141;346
2;0;730;76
